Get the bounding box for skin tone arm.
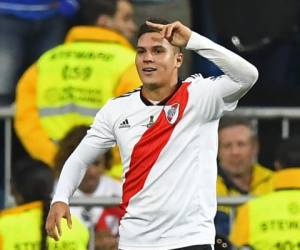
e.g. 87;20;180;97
46;202;72;241
46;135;111;240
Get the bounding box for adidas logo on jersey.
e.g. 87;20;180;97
119;119;130;128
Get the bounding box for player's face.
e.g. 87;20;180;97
111;0;137;40
218;125;258;176
135;32;183;87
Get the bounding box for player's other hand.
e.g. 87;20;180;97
146;20;192;48
45;201;72;241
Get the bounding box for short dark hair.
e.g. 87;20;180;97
137;17;183;52
275;136;300;168
80;0;118;25
12;158;54;203
219;116;257;139
137;17;170;39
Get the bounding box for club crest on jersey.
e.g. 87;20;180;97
164;103;180;124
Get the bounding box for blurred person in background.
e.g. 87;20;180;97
95;230;118;250
230;136;300;249
54;125;122;228
0;0;79;105
0;0;79;209
14;0;140;170
95;206;122;250
216;117;273;237
0;157;88;249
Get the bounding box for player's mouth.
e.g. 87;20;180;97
142;67;157;75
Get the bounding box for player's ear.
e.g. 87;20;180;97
175;52;183;68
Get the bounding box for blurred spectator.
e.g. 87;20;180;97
95;206;122;250
54;125;122;228
0;0;79;105
96;207;122;236
14;0;141;168
230;136;300;249
131;0;192;77
0;157;88;249
216;117;274;236
95;229;118;250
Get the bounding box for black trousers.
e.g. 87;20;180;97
120;245;212;250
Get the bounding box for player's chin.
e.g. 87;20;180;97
141;75;157;84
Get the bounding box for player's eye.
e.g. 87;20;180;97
136;49;145;54
154;48;163;54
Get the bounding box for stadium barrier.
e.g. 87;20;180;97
1;104;300;249
2;105;300;207
0;104;13;208
69;196;251;250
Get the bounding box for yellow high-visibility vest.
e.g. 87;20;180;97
247;190;300;249
37;41;136;141
0;201;89;250
217;163;274;215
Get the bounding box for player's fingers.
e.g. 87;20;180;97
45;214;60;241
65;211;72;229
46;229;58;241
56;217;62;237
52;226;60;241
165;24;174;39
160;26;168;38
146;21;164;30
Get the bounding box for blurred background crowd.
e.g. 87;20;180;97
1;0;300;249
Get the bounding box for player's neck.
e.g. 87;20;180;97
142;79;179;102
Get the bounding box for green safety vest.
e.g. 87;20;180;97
0;203;89;250
249;190;300;250
37;41;136;141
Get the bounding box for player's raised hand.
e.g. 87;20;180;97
45;201;72;241
146;20;192;48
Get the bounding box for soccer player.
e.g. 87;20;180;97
46;18;258;250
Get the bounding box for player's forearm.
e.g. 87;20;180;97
52;153;87;205
186;32;258;87
51;141;106;205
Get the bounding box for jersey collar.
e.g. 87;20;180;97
140;79;183;106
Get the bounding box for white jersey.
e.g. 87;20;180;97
52;31;258;250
